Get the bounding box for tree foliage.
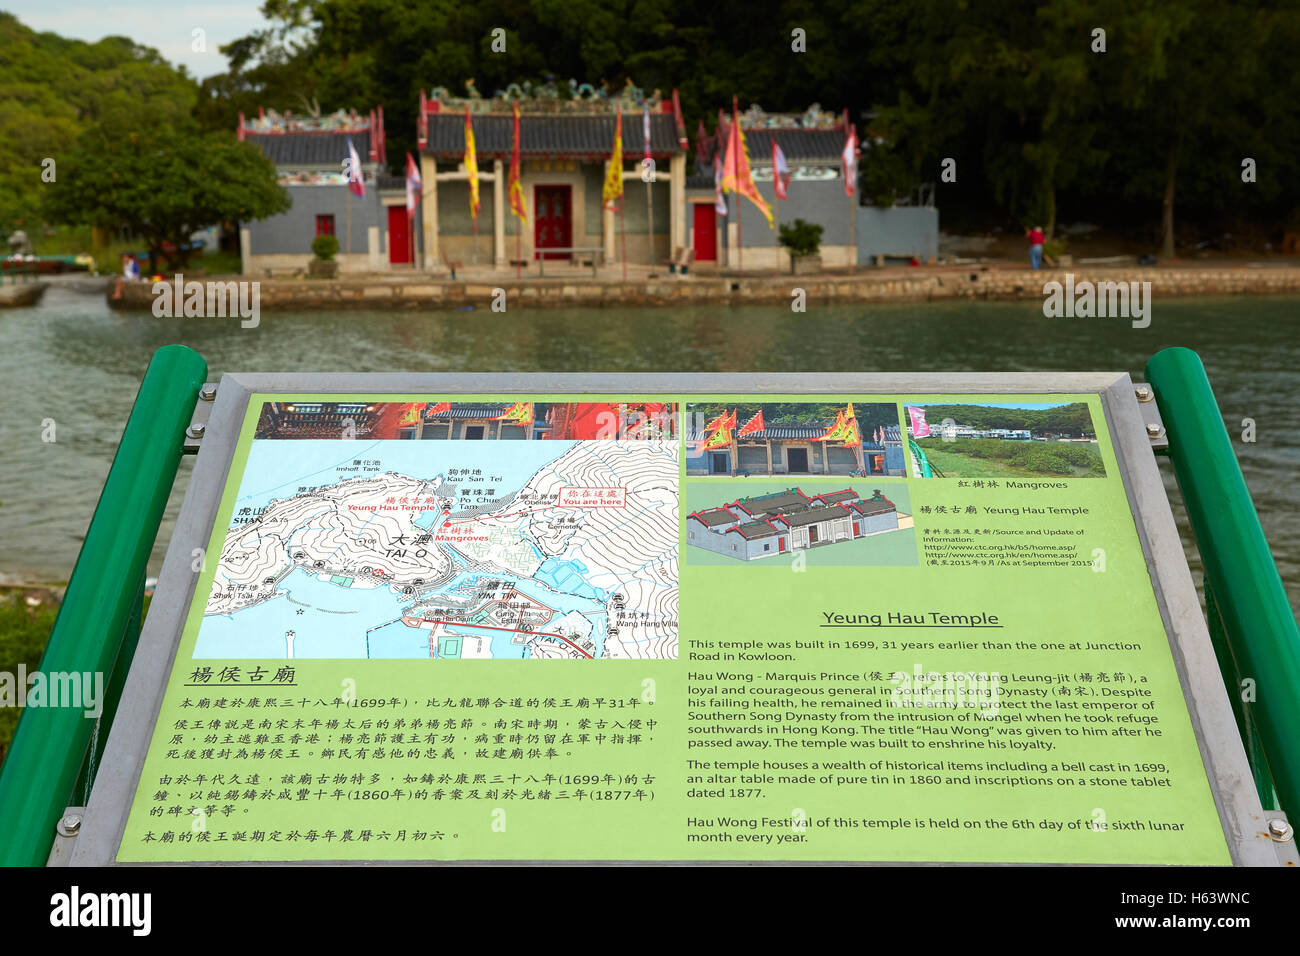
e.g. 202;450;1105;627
7;2;1300;249
41;105;290;270
0;12;198;234
921;403;1095;436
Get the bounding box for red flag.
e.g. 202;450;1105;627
737;409;765;437
720;97;774;227
772;140;790;201
702;410;730;432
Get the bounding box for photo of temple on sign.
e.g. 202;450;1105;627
686;486;909;562
685;402;904;477
255;401;676;440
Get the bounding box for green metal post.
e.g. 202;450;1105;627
1145;346;1300;819
0;345;206;866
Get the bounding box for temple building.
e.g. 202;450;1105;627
686;487;900;561
686;105;938;270
686;420;905;477
416;85;690;271
237;107;399;274
397;403;543;440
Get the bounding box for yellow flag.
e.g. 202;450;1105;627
495;401;534;426
464;108;480;220
603;108;624;210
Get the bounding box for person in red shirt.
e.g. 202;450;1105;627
1026;226;1045;270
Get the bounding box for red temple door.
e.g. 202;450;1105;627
534;185;572;260
693;204;717;261
387;206;411;265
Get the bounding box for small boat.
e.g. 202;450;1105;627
1;254;92;275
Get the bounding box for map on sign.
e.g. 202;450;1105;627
197;436;679;660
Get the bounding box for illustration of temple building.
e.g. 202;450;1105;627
686;487;900;561
686;422;905;477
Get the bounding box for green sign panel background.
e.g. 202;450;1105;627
117;393;1229;864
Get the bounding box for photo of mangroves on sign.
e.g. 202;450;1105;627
116;393;1229;864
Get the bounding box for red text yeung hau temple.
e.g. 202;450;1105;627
416;87;689;270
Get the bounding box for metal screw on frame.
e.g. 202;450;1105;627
1145;422;1164;439
1134;385;1154;403
57;813;82;837
186;424;206;440
199;384;218;402
1267;819;1293;842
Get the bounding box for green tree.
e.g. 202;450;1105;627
42;106;290;272
0;13;197;234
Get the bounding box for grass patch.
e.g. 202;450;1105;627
0;591;58;768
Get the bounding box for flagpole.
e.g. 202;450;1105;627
346;188;352;263
773;183;780;274
619;197;628;282
733;96;742;279
737;193;743;279
848;191;856;274
646;177;654;269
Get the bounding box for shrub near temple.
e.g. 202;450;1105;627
312;235;339;261
310;234;340;278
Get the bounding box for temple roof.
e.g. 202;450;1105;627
730;521;778;540
421;112;685;160
245;130;375;167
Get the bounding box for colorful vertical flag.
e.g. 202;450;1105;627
397;403;426;426
346;137;365;197
772;140;791;200
816;409;853;442
643;103;652;164
714;158;727;216
842;111;859;198
737;409;765;437
603;108;624;211
702;409;732;433
908;406;930;438
702;419;734;450
843;403;862;447
720;97;774;228
494;401;534;426
508;101;528;224
464;108;480;220
405;152;422;219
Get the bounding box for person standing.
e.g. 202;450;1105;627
1026;225;1045;270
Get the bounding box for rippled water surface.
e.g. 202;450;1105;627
1;284;1296;615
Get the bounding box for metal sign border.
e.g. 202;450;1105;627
66;372;1294;866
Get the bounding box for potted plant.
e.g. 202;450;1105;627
310;234;340;278
778;218;824;274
